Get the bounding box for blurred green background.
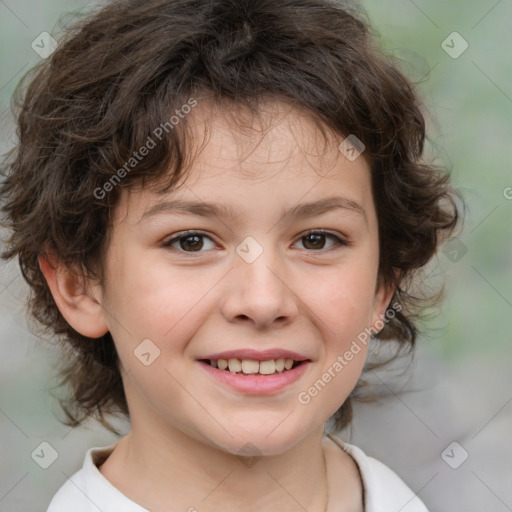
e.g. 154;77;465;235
1;1;511;511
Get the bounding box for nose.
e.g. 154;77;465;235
220;248;299;330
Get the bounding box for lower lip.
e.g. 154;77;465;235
198;360;310;395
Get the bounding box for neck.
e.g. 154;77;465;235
100;425;329;512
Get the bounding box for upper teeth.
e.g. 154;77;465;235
210;358;295;375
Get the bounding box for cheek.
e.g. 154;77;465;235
104;253;211;343
304;265;378;344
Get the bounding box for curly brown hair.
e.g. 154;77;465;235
0;0;459;434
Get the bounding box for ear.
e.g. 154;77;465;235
370;278;396;333
38;252;109;338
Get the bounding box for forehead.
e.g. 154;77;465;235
186;100;342;178
114;99;373;224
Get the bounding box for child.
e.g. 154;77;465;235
0;0;459;510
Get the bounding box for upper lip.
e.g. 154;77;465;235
199;349;310;362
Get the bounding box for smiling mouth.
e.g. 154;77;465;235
200;358;305;376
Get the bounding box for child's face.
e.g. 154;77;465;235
98;101;391;455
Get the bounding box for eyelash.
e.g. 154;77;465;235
162;229;348;255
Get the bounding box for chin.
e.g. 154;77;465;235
207;421;314;458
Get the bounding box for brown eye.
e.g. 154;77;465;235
295;230;347;251
303;233;326;250
163;231;216;253
178;234;204;251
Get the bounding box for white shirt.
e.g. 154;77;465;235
47;434;429;511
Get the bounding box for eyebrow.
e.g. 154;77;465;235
138;196;367;225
